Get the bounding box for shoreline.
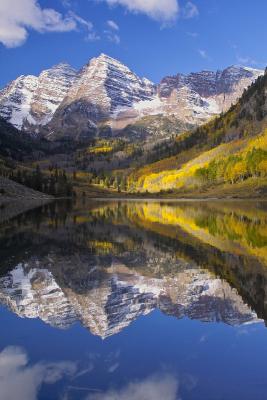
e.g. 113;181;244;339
86;196;267;202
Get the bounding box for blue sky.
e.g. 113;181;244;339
0;0;267;88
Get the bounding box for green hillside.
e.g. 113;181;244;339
126;69;267;197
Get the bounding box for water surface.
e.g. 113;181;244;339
1;200;267;399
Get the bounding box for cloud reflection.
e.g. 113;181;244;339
0;346;76;400
87;373;179;400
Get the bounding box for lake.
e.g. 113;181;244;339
1;199;267;400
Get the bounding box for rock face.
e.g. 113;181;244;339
45;54;155;140
153;65;262;124
0;265;77;328
0;75;38;130
0;260;259;339
0;63;78;133
27;63;78;133
0;54;263;140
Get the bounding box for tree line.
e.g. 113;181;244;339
195;147;267;185
4;165;75;197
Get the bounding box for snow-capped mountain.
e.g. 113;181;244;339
153;65;263;123
45;53;155;140
27;63;78;132
0;75;38;130
0;54;263;140
0;63;78;133
66;53;155;114
0;261;259;339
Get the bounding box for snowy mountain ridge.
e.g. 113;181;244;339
0;63;78;133
0;54;263;140
0;262;260;339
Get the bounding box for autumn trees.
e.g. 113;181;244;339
195;147;267;185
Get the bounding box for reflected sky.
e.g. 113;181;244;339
1;200;267;399
0;346;76;400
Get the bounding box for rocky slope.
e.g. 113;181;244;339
154;65;263;123
129;68;267;194
0;63;78;134
44;54;156;140
0;55;263;141
0;260;259;338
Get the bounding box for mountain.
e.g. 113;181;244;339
44;53;155;141
0;63;78;134
0;199;266;338
156;65;263;123
0;54;263;141
0;116;46;160
0;259;258;338
128;69;267;196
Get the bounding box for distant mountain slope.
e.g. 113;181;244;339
146;65;263;125
0;117;43;160
0;54;263;141
117;114;194;142
128;69;267;196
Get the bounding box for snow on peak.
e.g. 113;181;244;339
0;55;264;135
0;63;78;130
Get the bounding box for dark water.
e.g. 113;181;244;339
1;200;267;400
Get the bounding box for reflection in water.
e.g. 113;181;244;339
0;346;76;400
0;262;258;338
0;200;266;337
87;373;180;400
0;344;182;400
1;200;267;399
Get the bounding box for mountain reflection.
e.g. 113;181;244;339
0;200;267;338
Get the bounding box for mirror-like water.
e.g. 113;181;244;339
1;200;267;400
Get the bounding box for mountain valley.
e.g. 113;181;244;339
0;54;266;199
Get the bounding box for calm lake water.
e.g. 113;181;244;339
1;200;267;400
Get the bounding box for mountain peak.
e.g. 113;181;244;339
99;52;113;59
94;54;138;73
43;63;77;76
223;64;264;75
98;53;120;62
82;53;125;72
0;57;264;137
51;62;74;70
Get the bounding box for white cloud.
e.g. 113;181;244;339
186;31;198;37
87;373;179;400
198;49;209;59
108;32;121;44
0;0;92;48
87;32;101;42
0;346;77;400
182;2;199;19
104;30;121;44
199;334;207;343
232;44;265;68
102;0;179;22
108;362;119;373
68;11;94;31
107;20;119;30
61;0;73;8
236;55;259;67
